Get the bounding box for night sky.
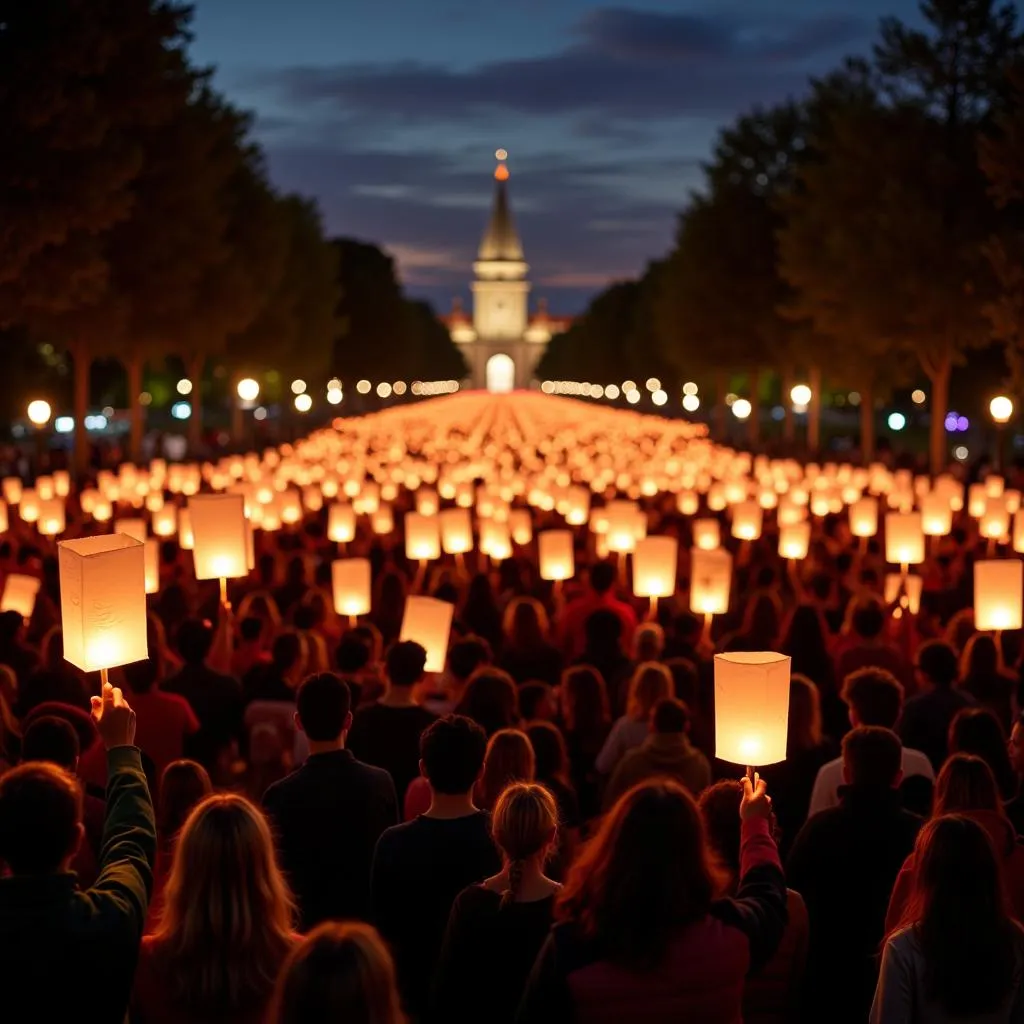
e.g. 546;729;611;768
189;0;924;314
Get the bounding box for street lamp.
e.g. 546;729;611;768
790;384;812;409
27;400;52;427
990;395;1015;472
237;378;260;403
732;398;752;420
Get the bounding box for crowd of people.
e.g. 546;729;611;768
1;484;1024;1023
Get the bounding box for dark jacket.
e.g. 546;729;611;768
898;686;974;772
787;785;922;1024
515;815;787;1024
0;746;156;1024
604;733;712;808
263;748;398;930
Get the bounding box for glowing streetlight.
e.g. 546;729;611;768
294;393;312;413
237;378;260;403
176;379;193;396
291;379;307;396
682;393;700;413
790;384;812;408
27;400;52;427
991;395;1014;425
732;398;752;420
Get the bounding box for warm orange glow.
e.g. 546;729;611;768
494;163;509;181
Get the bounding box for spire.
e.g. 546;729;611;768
478;150;523;262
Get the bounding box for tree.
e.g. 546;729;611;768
403;300;469;381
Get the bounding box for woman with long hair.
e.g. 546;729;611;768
460;573;505;654
872;815;1024;1022
517;777;786;1022
454;668;519;737
886;754;1024;931
133;794;298;1023
959;632;1016;734
949;706;1018;800
475;728;536;812
595;662;673;776
434;783;561;1023
560;665;612;820
270;922;405;1024
499;596;563;686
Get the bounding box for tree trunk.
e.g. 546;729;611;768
860;385;875;463
808;365;822;452
748;367;761;449
929;356;952;476
782;366;795;444
714;369;728;440
126;353;145;464
187;353;205;453
70;342;91;479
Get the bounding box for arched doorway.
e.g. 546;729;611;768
486;353;515;394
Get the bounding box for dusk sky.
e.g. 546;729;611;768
189;0;926;314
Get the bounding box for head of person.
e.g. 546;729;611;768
898;815;1018;1017
336;632;372;675
269;922;405;1024
477;728;536;811
351;623;384;664
0;762;83;875
503;597;550;650
295;673;353;746
271;630;307;682
841;726;903;789
651;697;690;737
933;753;1001;817
558;779;721;966
454;669;518;736
21;715;79;771
1009;713;1024;776
787;674;823;753
741;592;781;646
158;760;213;844
0;610;24;646
561;665;611;737
961;632;1002;679
419;714;488;797
584;608;622;654
949;707;1016;799
446;636;492;684
626;662;673;723
154;794;295;1016
236;591;283;640
492;783;559;906
841;667;905;729
915;639;958;691
526;720;571;785
239;616;265;648
670;611;704;648
633;622;665;663
385;641;427;690
783;604;828;655
40;626;64;669
518;682;554;723
177;617;215;667
589;560;616;596
851;597;886;641
698;779;743;877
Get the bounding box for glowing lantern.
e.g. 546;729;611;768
606;501;639;553
415;488;440;517
58;534;148;674
677;490;699;516
981;502;1010;543
440;508;474;555
37;499;65;536
778;522;810;561
849;497;879;538
480;521;512;561
0;501;7;533
178;508;194;549
731;502;762;541
714;652;791;767
53;471;70;498
974;560;1023;632
151;504;178;538
1;574;40;619
328;503;356;544
115;518;147;543
332;558;371;619
19;489;39;523
921;493;952;537
690;547;732;616
884;573;923;615
188;494;249;584
1013;509;1024;554
92;500;113;524
405;512;440;561
633;536;678;598
400;596;454;673
509;509;533;545
968;484;988;518
565;486;591;526
885;512;924;567
539;530;575;582
693;519;720;551
371;505;394;535
36;476;54;500
2;478;22;505
144;539;159;595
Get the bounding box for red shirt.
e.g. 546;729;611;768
560;592;638;659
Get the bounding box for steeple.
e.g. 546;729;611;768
478;150;523;263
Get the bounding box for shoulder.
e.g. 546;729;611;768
354;758;395;789
902;747;935;779
813;755;842;782
451;883;499;918
883;926;921;963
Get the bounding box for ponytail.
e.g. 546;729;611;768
492;783;559;910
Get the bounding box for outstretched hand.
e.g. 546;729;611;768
740;772;772;821
90;682;137;751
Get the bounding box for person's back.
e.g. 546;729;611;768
263;673;398;929
0;684;155;1024
371;715;500;1018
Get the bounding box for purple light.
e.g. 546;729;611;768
944;414;958;432
957;416;969;431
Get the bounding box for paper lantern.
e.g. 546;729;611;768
189;494;248;580
884;572;923;614
178;508;194;549
440;508;474;555
968;484;987;518
36;476;54;500
690;547;733;616
564;486;591;526
921;493;952;537
399;596;454;673
371;505;394;535
509;509;532;545
677;490;699;516
151;504;178;538
778;522;810;561
92;500;113;524
849;497;879;538
885;512;924;567
1;574;40;619
58;534;148;673
480;521;512;561
981;502;1010;542
332;558;371;617
19;489;39;523
144;539;160;595
693;518;720;551
415;488;440;517
714;652;791;767
53;471;70;499
37;499;66;537
0;501;7;534
974;560;1023;632
279;491;303;525
405;512;440;561
2;478;22;505
606;501;639;554
1014;509;1024;554
328;502;356;544
633;536;678;598
539;530;575;582
115;518;147;543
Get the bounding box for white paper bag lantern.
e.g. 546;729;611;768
178;508;194;549
921;493;952;537
633;536;678;598
371;505;394;535
19;490;39;523
0;501;8;534
2;478;22;506
693;519;721;552
968;484;988;518
405;512;440;561
36;476;54;501
480;521;512;561
508;509;532;546
188;494;248;581
1;574;40;619
37;499;66;537
440;508;474;555
328;503;356;544
144;539;160;595
53;471;70;499
58;534;148;673
415;488;440;517
974;560;1023;632
885;512;925;566
151;504;178;538
730;504;761;542
1013;509;1024;554
884;573;923;614
690;547;733;615
565;486;591;526
677;490;699;516
778;522;810;561
400;596;454;673
115;518;147;543
981;503;1010;542
539;530;575;582
849;497;879;538
332;558;371;617
714;652;791;767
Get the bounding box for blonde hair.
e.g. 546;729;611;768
153;794;295;1017
626;662;673;721
477;728;536;811
270;922;405;1024
492;783;559;907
